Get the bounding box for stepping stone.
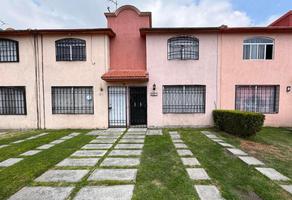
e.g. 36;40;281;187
60;136;74;140
194;185;224;200
174;143;188;149
172;139;184;143
0;158;23;167
0;144;9;149
26;136;39;140
181;157;200;166
35;170;89;183
119;139;144;143
206;135;219;139
12;140;25;144
74;185;134;200
8;186;74;200
186;168;211;180
38;133;49;137
123;135;145;139
255;168;290;181
169;131;178;135
20;150;42;156
87;130;105;136
280;185;292;194
226;148;248;156
109;150;142;156
147;129;163;136
88;169;138;181
170;135;181;140
98;135;120;139
37;144;55;150
50;140;65;144
217;142;234;148
115;144;144;149
201;131;213;135
177;149;193;156
56;158;100;167
101;158;140;167
90;139;117;144
128;128;147;132
82;144;112;149
212;139;224;143
125;132;145;135
106;128;126;132
239;156;264;166
69;132;80;136
71;150;107;157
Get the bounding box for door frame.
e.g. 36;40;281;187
107;86;127;128
129;86;147;127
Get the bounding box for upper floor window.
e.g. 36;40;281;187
168;36;199;60
0;39;19;62
55;38;86;61
243;37;274;60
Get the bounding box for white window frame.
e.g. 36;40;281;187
243;37;274;60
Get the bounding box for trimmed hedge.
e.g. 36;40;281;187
213;110;265;137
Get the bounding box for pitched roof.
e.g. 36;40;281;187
0;28;115;37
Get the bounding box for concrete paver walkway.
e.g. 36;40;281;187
169;131;224;200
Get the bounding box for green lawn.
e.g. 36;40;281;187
0;130;92;200
179;128;291;200
0;130;44;145
0;128;291;200
215;127;292;184
133;130;197;200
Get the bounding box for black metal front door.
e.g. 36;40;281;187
130;87;147;125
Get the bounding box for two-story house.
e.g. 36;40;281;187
0;5;291;129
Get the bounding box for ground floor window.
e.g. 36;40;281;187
0;87;26;115
52;86;94;114
163;85;206;113
235;85;279;114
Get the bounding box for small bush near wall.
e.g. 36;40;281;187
213;110;265;137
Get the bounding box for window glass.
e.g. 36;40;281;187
0;87;26;115
56;38;86;61
243;37;274;60
168;36;199;60
235;85;279;114
0;39;19;62
163;85;205;113
52;87;93;114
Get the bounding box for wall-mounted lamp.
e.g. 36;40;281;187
152;84;156;91
150;83;158;96
286;86;291;93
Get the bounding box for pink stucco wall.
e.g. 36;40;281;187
146;34;219;127
106;7;150;71
220;33;292;127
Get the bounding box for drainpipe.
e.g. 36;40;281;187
33;33;40;129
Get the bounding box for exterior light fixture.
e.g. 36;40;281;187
153;84;156;91
286;86;291;93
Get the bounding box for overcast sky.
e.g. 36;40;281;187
1;0;292;29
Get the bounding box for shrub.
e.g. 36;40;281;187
213;110;265;137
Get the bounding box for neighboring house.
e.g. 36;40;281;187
0;5;291;129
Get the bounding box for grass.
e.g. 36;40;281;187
132;130;197;200
0;130;45;145
179;128;291;200
0;130;75;162
215;127;292;180
0;128;291;200
0;129;93;200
